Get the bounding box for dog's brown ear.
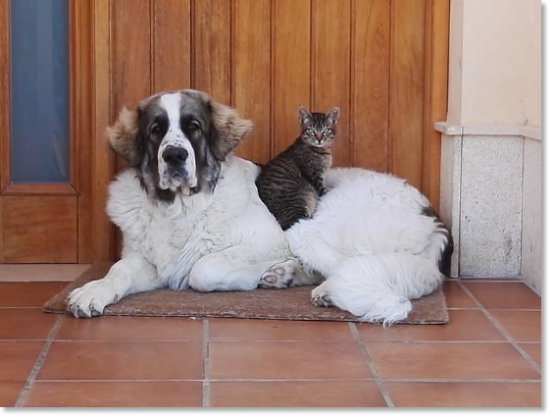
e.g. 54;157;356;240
105;107;144;166
207;97;253;161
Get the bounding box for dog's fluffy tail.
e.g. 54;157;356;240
324;253;443;326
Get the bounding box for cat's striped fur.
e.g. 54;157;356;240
256;106;340;230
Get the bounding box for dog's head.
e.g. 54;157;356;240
106;89;253;201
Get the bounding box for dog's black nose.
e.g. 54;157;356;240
162;147;188;166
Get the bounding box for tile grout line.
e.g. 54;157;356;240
0;339;540;344
381;378;542;384
348;323;394;407
32;377;541;384
14;315;65;407
202;318;210;408
457;281;541;375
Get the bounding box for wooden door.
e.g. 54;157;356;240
0;0;450;264
98;0;449;261
0;0;94;263
103;0;449;194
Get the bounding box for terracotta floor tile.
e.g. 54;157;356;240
489;310;541;342
443;281;477;308
210;381;386;407
0;341;44;381
23;381;202;407
57;316;203;341
462;282;541;309
357;310;504;342
37;341;203;380
0;309;58;340
210;341;370;380
0;264;91;282
0;381;25;407
0;282;67;308
387;382;541;407
366;342;540;379
210;318;353;341
520;344;541;367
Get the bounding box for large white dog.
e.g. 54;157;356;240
67;89;452;325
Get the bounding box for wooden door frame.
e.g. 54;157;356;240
423;0;450;212
0;0;101;263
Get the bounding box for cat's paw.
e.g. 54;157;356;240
259;258;299;289
311;283;333;307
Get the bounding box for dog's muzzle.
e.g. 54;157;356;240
158;140;198;192
162;146;189;168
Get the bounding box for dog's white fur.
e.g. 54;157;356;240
67;155;300;317
286;168;448;325
67;90;447;324
157;94;198;192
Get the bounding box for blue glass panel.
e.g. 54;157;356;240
9;0;70;183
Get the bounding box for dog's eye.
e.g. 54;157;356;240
189;120;201;132
151;123;161;135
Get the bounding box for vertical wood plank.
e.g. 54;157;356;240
312;0;351;167
0;0;9;262
423;0;450;212
73;0;94;262
92;0;114;261
272;0;311;156
193;0;231;104
0;0;10;192
352;0;390;171
233;0;271;163
113;0;152;111
112;0;152;257
389;0;426;189
153;0;191;93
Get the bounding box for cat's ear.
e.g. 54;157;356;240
326;107;340;125
298;106;312;124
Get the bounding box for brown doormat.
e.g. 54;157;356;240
43;262;449;324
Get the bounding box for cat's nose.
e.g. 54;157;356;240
315;133;323;142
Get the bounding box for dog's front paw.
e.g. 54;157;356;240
311;283;333;307
66;280;118;318
259;258;299;289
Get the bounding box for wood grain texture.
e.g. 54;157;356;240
232;0;271;163
2;184;78;196
153;0;191;93
272;0;311;156
72;0;94;262
0;0;450;264
0;0;6;261
113;0;152;110
112;0;152;258
92;0;115;262
2;197;78;263
423;0;450;212
0;0;10;191
193;0;231;104
0;196;3;263
389;0;426;189
352;0;390;172
312;0;351;167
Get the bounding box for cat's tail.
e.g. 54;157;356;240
320;252;444;326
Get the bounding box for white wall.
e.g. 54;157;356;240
440;0;541;290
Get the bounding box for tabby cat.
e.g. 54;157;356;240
256;106;340;231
